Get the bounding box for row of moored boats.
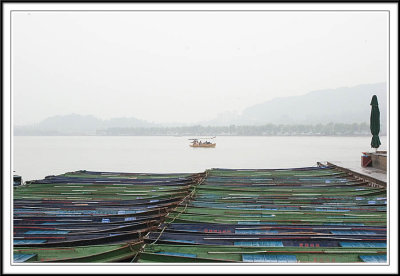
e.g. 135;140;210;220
13;166;387;263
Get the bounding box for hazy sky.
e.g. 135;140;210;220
12;11;388;125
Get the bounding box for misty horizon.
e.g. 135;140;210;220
12;11;388;126
14;81;387;127
13;81;388;137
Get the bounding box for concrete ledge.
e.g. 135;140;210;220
326;161;387;189
365;151;387;171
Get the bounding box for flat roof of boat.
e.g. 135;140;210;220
188;137;216;140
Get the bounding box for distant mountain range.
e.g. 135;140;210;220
14;115;161;135
14;82;387;135
201;82;387;126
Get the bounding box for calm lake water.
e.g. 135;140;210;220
13;136;387;182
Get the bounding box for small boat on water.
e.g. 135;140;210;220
189;137;216;148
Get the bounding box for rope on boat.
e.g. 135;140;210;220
149;198;190;245
129;198;191;261
148;173;205;245
129;244;141;263
129;174;205;262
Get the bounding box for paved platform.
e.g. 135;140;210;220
324;160;387;187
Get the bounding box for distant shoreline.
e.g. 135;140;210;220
14;122;386;137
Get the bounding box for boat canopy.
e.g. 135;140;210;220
188;137;216;140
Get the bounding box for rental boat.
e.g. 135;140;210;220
189;137;216;148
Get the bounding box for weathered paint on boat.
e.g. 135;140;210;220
14;241;143;262
138;167;386;263
138;244;386;263
13;171;206;261
14;166;386;263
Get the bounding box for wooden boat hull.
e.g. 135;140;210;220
13;220;159;234
14;166;386;263
190;144;216;148
138;167;386;263
138;244;386;263
145;231;386;246
14;226;157;248
14;241;143;263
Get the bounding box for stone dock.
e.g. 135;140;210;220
325;154;387;189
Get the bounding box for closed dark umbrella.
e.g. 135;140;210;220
370;95;381;150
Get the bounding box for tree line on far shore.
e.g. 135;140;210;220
97;122;383;136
